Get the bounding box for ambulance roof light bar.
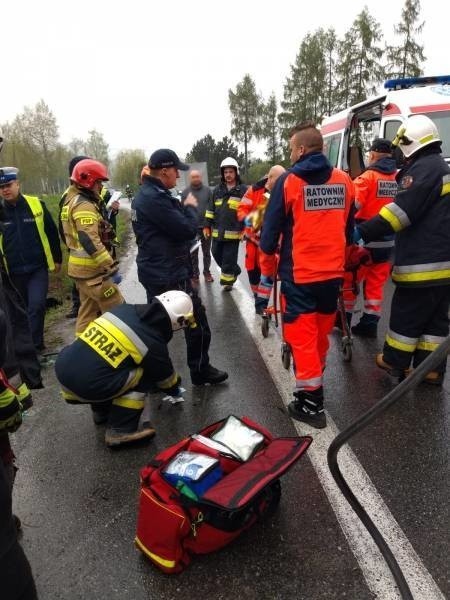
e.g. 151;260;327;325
384;75;450;90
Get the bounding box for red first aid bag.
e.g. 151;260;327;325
135;415;312;573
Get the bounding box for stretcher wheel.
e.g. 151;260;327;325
342;339;352;362
281;343;291;370
261;316;270;338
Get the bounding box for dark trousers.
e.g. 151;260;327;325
0;278;42;389
71;282;80;310
0;460;38;600
383;285;450;372
10;267;48;351
191;230;212;276
143;279;211;373
211;240;241;286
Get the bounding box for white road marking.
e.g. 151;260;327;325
218;270;445;600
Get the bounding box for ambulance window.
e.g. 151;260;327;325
426;111;450;160
323;134;341;166
384;120;402;142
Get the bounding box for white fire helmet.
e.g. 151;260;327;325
155;290;195;331
393;114;441;158
220;157;239;173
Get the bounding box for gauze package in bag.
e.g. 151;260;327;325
210;415;265;461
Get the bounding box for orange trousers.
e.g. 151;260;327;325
343;262;391;316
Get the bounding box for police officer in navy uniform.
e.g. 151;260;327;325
0;167;62;354
356;115;450;384
132;149;228;386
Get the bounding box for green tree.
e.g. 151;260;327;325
261;93;282;163
323;28;339;116
12;100;59;192
67;137;86;157
279;30;328;136
385;0;425;79
186;135;243;184
186;134;217;174
246;159;272;184
112;149;146;189
228;74;263;175
336;8;384;108
84;129;109;165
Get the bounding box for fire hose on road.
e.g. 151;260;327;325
328;337;450;600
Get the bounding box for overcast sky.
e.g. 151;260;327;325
2;0;448;160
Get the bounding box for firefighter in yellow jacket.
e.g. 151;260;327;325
60;159;124;334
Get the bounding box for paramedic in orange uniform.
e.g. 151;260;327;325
260;121;354;429
343;138;397;337
237;165;285;313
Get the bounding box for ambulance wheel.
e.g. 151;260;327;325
342;340;352;362
261;316;270;338
281;343;291;370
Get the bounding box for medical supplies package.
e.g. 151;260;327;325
162;452;223;497
135;415;312;573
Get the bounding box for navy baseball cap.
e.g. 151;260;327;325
0;167;19;185
370;138;392;153
148;149;189;171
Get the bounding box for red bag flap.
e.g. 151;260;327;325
201;436;312;510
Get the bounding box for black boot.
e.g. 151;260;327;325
90;401;110;425
191;365;229;386
287;388;327;429
351;313;379;338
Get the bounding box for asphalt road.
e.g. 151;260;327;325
11;243;449;600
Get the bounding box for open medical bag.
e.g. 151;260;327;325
135;415;312;573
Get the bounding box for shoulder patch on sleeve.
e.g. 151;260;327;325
399;175;413;189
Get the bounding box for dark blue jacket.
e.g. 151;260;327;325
55;299;177;400
132;176;198;286
0;195;62;275
359;145;450;287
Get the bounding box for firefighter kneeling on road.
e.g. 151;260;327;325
55;291;194;448
355;115;450;384
60;158;124;336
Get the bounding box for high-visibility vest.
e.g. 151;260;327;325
354;169;398;221
0;195;55;272
281;169;354;283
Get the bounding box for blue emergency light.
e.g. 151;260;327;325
384;75;450;90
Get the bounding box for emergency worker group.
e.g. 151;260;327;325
1;112;450;598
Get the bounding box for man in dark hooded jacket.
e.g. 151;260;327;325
260;121;354;429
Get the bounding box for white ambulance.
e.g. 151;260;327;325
320;75;450;178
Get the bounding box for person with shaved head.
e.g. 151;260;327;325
237;165;285;313
181;169;214;283
260;121;355;429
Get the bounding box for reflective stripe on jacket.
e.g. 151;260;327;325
205;182;247;241
354;159;397;263
61;185;114;280
261;154;354;284
23;196;55;271
358;147;450;287
0;195;59;273
54;301;179;401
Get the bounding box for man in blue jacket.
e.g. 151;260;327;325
132;149;228;386
0;167;62;353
